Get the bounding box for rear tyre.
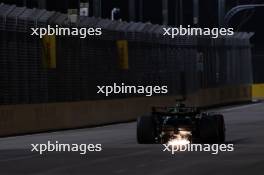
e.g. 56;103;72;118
215;114;226;143
199;114;225;143
137;115;156;144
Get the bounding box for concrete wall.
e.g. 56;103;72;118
0;85;252;137
252;84;264;99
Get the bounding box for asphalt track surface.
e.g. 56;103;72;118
0;102;264;175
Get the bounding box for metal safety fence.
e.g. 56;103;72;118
0;3;253;105
252;54;264;83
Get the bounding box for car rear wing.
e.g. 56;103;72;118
151;106;200;116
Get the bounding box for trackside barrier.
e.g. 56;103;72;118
0;4;254;136
252;84;264;99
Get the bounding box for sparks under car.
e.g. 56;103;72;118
137;103;225;144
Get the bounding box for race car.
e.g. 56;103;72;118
137;103;225;144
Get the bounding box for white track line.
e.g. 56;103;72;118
218;102;263;112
